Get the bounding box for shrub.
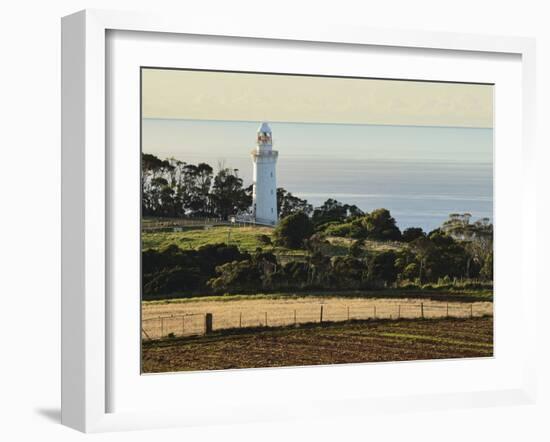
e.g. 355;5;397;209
348;239;365;258
142;243;251;296
273;212;314;249
324;223;352;237
402;262;419;280
208;260;263;292
257;234;272;246
362;209;402;241
369;251;398;284
143;266;202;295
402;227;425;242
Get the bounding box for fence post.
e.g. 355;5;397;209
182;316;185;336
320;305;324;323
347;306;350;321
294;309;297;326
141;327;152;341
239;312;242;328
265;312;268;327
398;305;401;320
421;303;424;319
205;313;213;334
374;305;376;319
446;303;449;318
160;317;164;338
470;304;473;319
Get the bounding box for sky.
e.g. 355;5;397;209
142;69;493;128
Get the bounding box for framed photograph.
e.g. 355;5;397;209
61;9;537;432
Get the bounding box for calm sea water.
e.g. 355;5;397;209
142;119;493;232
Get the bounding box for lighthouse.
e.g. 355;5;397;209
251;122;278;225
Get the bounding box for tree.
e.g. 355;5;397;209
211;168;251;220
441;213;493;279
141;153;176;215
362;208;402;241
348;239;365;258
479;250;493;280
441;212;473;240
273;212;314;249
311;199;365;228
180;162;214;215
142;243;250;297
402;262;419;281
277;188;313;218
142;153;172;173
402;227;425;242
208;260;263;292
368;251;398;285
311;199;348;227
410;236;436;283
331;256;367;289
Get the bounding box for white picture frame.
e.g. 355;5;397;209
61;9;537;433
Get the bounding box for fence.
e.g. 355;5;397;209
142;216;267;232
141;301;492;341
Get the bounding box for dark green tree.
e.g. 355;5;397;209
348;239;365;258
402;227;425;242
311;199;348;227
211;168;251;220
368;251;398;285
273;212;314;249
277;188;313;218
362;208;402;241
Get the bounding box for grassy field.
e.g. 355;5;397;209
142;294;493;339
141;224;407;256
142;226;274;252
141;316;493;372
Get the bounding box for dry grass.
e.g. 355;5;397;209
141;296;493;339
326;236;406;253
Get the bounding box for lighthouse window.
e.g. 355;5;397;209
270;172;273;177
271;189;273;195
271;208;274;213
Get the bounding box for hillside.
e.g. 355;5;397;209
141;223;405;257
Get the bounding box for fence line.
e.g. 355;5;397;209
142;216;267;232
142;301;492;341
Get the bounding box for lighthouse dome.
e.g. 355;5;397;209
258;122;271;133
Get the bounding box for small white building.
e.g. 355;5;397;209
251;122;278;225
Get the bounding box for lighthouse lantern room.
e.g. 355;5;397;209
251;122;278;225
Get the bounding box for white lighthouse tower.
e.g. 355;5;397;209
252;122;278;225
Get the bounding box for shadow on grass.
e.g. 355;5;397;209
143;288;493;304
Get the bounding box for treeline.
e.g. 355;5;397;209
142;243;250;295
142;154;310;219
209;217;493;294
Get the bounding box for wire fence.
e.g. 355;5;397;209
142;301;492;341
142;216;266;232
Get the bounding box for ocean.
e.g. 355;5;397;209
142;119;493;232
